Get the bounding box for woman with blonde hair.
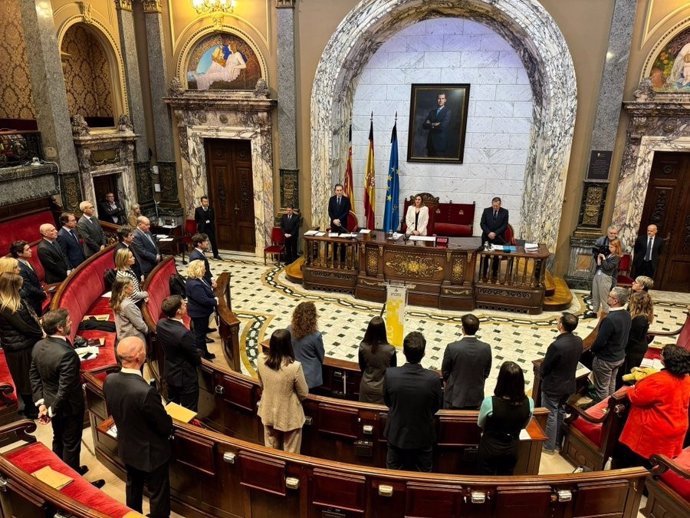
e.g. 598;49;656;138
0;273;42;418
0;257;20;275
586;238;622;319
115;248;148;303
127;203;141;228
288;301;324;389
110;277;148;342
186;259;217;360
257;328;308;453
618;291;655;388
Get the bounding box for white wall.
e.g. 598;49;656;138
350;18;533;235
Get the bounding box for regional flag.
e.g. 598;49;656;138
364;119;376;230
383;122;400;233
343;125;355;215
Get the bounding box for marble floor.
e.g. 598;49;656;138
5;252;684;516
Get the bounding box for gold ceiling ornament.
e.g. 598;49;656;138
113;0;133;11
142;0;162;13
192;0;236;27
78;1;93;24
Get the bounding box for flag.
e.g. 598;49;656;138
343;125;355;215
383;122;400;233
364;119;376;230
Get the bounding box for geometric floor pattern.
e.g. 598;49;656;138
182;253;690;397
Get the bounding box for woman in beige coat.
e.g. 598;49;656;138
257;328;309;453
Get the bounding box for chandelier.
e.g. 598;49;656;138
191;0;236;15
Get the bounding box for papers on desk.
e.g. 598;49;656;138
75;346;99;361
328;232;340;237
105;423;118;439
82;314;109;321
390;232;404;240
524;242;539;252
32;466;73;490
640;357;664;370
575;361;591;378
166;402;197;423
154;234;168;239
339;233;358;238
304;230;319;236
409;235;436;242
359;229;371;234
519;429;531;440
315;231;326;237
159;237;174;242
160;224;177;229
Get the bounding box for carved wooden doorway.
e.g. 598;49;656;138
638;151;690;292
204;139;255;253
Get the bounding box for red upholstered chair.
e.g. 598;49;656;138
504;223;517;245
645;448;690;515
616;254;634;288
346;210;359;232
180;219;197;264
264;227;285;265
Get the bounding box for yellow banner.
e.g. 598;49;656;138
385;285;406;347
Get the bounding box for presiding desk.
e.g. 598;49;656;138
304;232;551;314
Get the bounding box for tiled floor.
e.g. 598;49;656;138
4;253;682;516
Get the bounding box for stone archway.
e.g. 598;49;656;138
310;0;576;253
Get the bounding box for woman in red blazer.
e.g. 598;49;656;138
612;344;690;469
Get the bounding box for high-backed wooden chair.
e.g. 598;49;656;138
400;192;439;234
264;227;285;265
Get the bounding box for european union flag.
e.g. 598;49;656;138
383;122;400;233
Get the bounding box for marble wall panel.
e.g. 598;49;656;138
311;0;576;256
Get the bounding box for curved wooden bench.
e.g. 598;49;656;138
645;448;690;517
82;371;647;518
0;419;137;518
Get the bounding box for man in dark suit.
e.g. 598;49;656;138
328;184;351;233
10;240;47;315
441;314;492;410
189;233;215;286
480;197;510;279
98;192;126;225
104;336;172;518
57;212;86;269
114;225;143;280
633;224;663;278
132;216;160;278
280;206;300;264
194;196;222;260
540;312;583;453
37;223;71;284
422;92;452;157
384;331;442;472
157;296;202;411
30;309;86;473
77;200;106;258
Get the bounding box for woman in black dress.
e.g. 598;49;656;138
477;361;534;475
0;273;43;418
357;316;396;404
619;291;655;387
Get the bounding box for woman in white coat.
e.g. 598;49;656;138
405;195;429;236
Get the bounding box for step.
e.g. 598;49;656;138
544;276;573;311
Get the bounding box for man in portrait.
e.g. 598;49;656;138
422;93;451;157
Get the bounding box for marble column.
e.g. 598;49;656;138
114;0;149;164
18;0;79;176
276;0;299;210
566;0;636;287
142;0;178;208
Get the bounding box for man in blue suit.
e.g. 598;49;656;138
132;216;160;278
423;93;452;157
56;212;86;269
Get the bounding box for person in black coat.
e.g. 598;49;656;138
104;337;173;518
132;216;160;278
327;184;351;233
37;224;71;284
189;233;215;286
479;197;510;279
56;212;86;269
539;312;583;453
194;196;222;260
98;192;126;225
157;295;202;411
632;224;663;278
0;272;42;418
186;260;217;361
383;331;442;472
10;241;47;316
280;206;301;264
30;309;85;473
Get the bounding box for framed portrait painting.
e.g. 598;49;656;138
407;83;470;164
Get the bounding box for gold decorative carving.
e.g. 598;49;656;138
142;0;162;13
385;256;443;279
114;0;133;11
451;257;465;282
366;248;378;275
275;0;296;7
0;0;35;119
79;2;93;24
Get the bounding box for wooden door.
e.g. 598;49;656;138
205;139;256;253
638;151;690;291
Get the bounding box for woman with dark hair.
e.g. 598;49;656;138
617;291;655;389
0;273;42;418
477;361;534;475
256;328;309;453
358;316;396;403
288;301;324;389
612;344;690;469
110;277;148;342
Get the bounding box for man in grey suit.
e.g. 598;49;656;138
77;200;106;258
441;314;492;410
132;216;160;277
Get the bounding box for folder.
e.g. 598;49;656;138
165;402;197;423
32;466;73;490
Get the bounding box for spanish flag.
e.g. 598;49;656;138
343;125;355;215
364;118;376;230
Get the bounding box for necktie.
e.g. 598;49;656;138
645;238;653;261
436;108;441;116
71;230;79;242
494;211;497;219
337;197;341;206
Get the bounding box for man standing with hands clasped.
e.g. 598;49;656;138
281;205;300;264
195;196;222;260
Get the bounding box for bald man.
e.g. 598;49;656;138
104;337;172;518
37;223;71;283
633;224;663;278
132;216;161;277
